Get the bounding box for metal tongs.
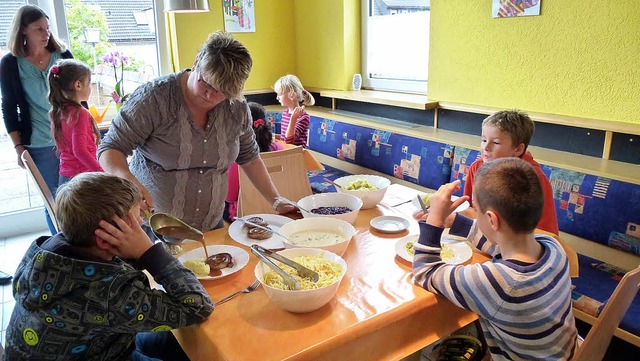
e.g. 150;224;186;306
250;245;319;290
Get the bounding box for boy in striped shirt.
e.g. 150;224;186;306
413;158;577;360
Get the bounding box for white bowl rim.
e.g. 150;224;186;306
254;248;347;293
333;174;391;189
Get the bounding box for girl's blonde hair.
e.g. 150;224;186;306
7;4;66;57
48;59;100;152
274;74;315;107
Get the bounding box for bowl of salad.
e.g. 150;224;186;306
333;175;391;209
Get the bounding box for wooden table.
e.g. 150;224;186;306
173;184;484;360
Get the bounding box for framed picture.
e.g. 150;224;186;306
223;0;256;32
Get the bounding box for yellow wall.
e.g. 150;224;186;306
428;1;640;124
169;0;296;90
169;0;359;91
294;0;360;90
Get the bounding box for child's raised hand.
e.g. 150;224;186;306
291;106;305;121
414;209;456;228
95;210;153;260
425;180;470;228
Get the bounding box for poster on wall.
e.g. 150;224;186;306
492;0;541;18
223;0;256;32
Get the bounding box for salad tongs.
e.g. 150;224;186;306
250;245;320;290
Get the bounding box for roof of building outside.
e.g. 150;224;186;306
0;0;155;48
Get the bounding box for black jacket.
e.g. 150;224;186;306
0;50;74;145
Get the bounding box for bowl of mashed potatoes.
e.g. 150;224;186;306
279;217;356;256
254;247;348;313
333;175;391;209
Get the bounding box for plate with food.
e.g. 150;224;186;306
411;193;470;214
228;214;294;249
395;236;473;265
179;245;249;280
395;235;418;263
370;216;411;233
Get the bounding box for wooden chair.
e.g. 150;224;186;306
21;150;59;233
237;146;312;217
573;265;640;361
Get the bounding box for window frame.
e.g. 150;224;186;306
34;0;172;76
360;0;429;94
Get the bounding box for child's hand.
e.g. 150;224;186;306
291;106;305;122
95;210;153;260
414;209;456;228
425;180;470;228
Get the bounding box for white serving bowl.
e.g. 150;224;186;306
278;217;356;256
297;193;363;224
333;174;391;209
254;248;348;313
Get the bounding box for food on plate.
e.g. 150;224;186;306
310;206;352;215
405;241;415;256
243;216;273;240
263;255;342;290
245;216;268;228
183;259;210;277
183;252;235;277
440;245;455;260
287;230;344;247
345;179;378;191
206;253;235;270
420;193;433;208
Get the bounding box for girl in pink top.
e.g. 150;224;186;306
274;74;315;147
48;59;102;186
224;102;284;222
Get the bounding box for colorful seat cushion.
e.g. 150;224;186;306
571;254;640;337
307;165;352;193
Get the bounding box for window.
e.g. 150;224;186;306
361;0;430;94
0;0;170;227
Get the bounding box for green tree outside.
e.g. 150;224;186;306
65;0;109;69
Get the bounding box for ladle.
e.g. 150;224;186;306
149;212;208;258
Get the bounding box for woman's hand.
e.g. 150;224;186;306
95;210;153;260
15;145;25;168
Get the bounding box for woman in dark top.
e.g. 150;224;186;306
1;4;77;235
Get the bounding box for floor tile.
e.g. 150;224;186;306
2;300;14;331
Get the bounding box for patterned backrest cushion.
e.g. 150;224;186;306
448;146;481;197
307;116;452;190
545;165;640;255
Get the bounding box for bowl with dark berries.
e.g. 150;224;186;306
296;193;362;225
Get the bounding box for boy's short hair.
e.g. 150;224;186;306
473;158;543;234
55;173;140;246
482;110;535;153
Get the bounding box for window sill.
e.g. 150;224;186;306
318;89;437;111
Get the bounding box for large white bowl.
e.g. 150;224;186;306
278;217;356;256
333;175;391;209
297;193;362;224
254;248;347;313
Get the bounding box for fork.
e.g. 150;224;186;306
214;279;261;306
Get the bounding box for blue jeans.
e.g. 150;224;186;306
132;331;190;361
26;146;59;235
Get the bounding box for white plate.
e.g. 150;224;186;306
395;235;419;263
228;214;294;249
441;242;473;265
395;236;473;265
178;245;249;280
411;194;470;214
370;216;410;233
